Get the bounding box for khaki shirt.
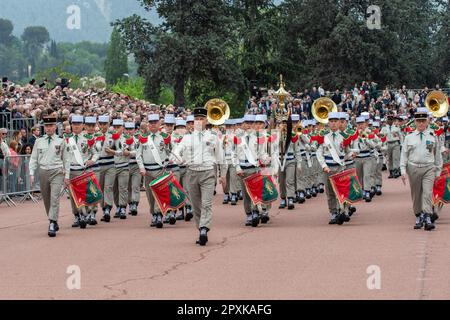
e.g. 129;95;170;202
316;131;353;169
64;133;100;177
234;130;270;172
400;130;443;176
29;134;66;176
136;132;169;171
380;125;402;142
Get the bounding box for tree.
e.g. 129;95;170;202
115;0;245;108
21;26;50;72
0;18;14;45
49;40;58;59
104;27;128;85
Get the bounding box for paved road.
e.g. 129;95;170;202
1;172;449;300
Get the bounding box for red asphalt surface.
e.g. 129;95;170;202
1;172;450;300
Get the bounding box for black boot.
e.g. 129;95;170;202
119;207;127;220
370;187;376;199
297;190;305;204
305;188;312;199
101;206;111;223
245;213;252;226
48;220;57;237
72;214;81;228
376;185;382;196
156;213;163;228
176;208;185;220
251;210;260;227
169;212;176;225
348;206;357;216
318;184;325;193
279;198;286;209
364;191;372;203
150;214;157;227
230;193;237;205
196;227;209;246
414;213;424;230
79;215;87;229
311;186;318;197
287;197;295;210
388;170;394;179
223;193;229;205
114;207;121;218
238;190;243;200
185;206;193;221
423;213;435;231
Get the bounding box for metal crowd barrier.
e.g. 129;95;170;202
0;155;40;207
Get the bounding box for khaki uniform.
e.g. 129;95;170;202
380;124;402;172
96;132;116;211
400;130;443;216
316;131;354;216
64;133;99;216
351;129;380;192
172;132;191;215
172;129;227;230
112;133;135;209
136;132;170;216
128;135;141;207
29;135;66;222
235;130;271;214
277;133;301;201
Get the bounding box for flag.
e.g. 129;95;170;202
329;168;363;205
150;172;187;215
433;165;450;205
68;171;103;208
243;172;279;206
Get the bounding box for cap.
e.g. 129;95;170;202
328;112;340;120
443;117;449;122
43;116;57;125
148;114;160;122
175;119;186;127
164;114;175;124
71;115;84;123
243;114;256;122
98;115;110;123
361;112;370;120
85;116;97;124
124;122;135;129
356;116;365;123
186;115;195;123
224;119;233;126
310;119;317;126
193;108;207;118
255;114;267;122
415;107;429;119
291;114;300;122
373;121;380;127
112;119;124;126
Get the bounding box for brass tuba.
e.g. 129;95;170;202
425;91;449;118
205;98;230;126
312;97;338;124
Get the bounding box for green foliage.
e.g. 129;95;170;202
34;64;81;88
105;28;129;85
111;77;146;100
0;18;14;44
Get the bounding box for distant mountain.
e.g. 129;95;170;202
0;0;161;43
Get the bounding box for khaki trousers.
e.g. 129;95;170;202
114;167;130;207
406;164;435;215
39;168;64;221
188;168;216;230
128;164;141;204
278;160;296;199
355;157;373;191
387;142;400;170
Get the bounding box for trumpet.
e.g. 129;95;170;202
294;124;304;135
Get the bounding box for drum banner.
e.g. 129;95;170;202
433;164;450;205
243;172;279;206
329;168;363;205
69;171;103;208
150;172;187;215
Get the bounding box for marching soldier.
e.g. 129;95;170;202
171;107;227;245
125;122;140;216
182;115;194;221
109;119;134;220
381;115;402;179
316;112;355;225
29;116;66;237
372;121;386;196
136;114;170;228
278;114;302;210
222;119;238;205
65;115;99;229
95;115;116;223
400;108;443;231
172;118;190;221
352;116;379;202
295;119;311;204
163;114;179;224
84;116;101;225
235;114;271;226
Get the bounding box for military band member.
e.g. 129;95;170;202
163;114;179;224
182;115;195;221
222;119;238;205
171;108;227;246
400;108;443;231
84;116;101;225
172;118;190;220
95;115;115;223
65;115;99;229
235;114;271;226
381;115;402;179
136;114;170;228
29;116;66;237
316;112;355;225
295;119;311;204
372;121;386;196
124;122;140;216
